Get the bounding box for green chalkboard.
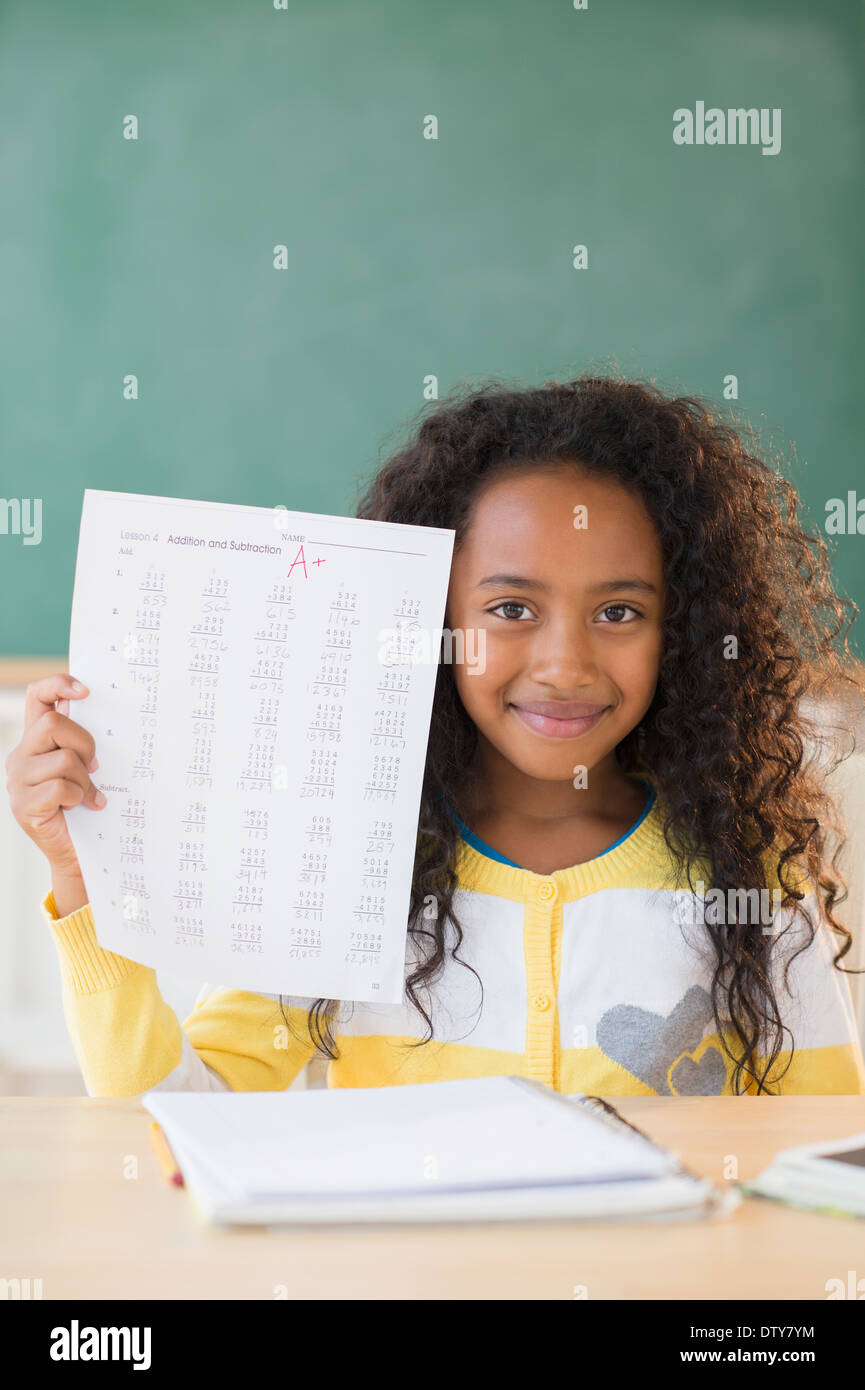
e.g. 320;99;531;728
2;0;862;659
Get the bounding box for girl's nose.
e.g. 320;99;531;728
524;615;600;686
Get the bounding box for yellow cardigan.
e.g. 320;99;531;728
42;790;865;1097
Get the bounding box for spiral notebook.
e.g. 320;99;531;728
142;1075;739;1225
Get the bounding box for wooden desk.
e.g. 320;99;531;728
1;1095;863;1300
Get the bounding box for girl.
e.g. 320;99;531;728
9;372;865;1097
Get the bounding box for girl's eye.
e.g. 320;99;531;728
487;601;533;621
598;604;642;623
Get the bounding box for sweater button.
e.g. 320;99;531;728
532;993;551;1011
537;880;556;902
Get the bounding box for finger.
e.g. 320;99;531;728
20;777;91;820
24;674;90;732
17;709;97;771
17;746;93;798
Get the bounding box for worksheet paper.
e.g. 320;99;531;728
64;489;455;1003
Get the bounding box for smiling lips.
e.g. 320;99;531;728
509;701;610;740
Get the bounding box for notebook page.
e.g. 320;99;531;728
143;1076;673;1198
65;489;454;1003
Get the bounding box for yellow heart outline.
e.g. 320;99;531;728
667;1036;728;1096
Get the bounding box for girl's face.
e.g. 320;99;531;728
444;463;667;790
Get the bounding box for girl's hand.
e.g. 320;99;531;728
4;674;105;876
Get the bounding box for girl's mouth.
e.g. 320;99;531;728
509;704;610;740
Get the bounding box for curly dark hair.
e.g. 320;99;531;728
281;368;865;1094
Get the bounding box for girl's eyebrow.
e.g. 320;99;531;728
475;573;659;595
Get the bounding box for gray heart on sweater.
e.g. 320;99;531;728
596;985;727;1095
669;1047;727;1095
